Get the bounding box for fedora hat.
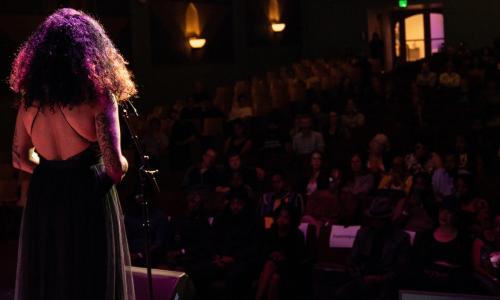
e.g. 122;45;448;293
366;196;394;219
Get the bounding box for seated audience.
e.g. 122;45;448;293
224;119;253;158
227;173;256;209
378;156;413;195
169;107;198;169
256;206;307;300
472;215;500;285
113;45;500;299
343;153;375;197
432;152;458;203
337;196;411;300
439;61;461;89
292;115;325;156
209;192;262;299
455;174;490;238
260;172;304;222
298;151;329;197
416;62;437;88
218;152;256;192
455;134;481;175
414;199;475;293
392;174;434;232
165;193;214;286
340;98;365;130
405;140;440;175
323;110;350;166
367;133;390;177
254;163;271;198
124;195;169;267
302;177;340;234
257;119;291;169
182;148;219;193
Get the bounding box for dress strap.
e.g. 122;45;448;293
58;105;94;144
29;106;40;137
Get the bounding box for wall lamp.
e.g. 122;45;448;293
271;22;286;33
188;37;206;49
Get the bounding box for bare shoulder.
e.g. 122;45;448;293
90;93;118;116
19;103;38;133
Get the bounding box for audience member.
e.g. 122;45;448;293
169;107;198;169
414;199;474;293
323;111;350;166
439;61;461;89
392;175;434;232
224;119;253;158
455;174;489;238
340;98;365;130
302;177;340;234
165;193;214;286
260;172;304;223
209;193;262;298
218;152;256;191
378;156;413;195
367;133;390;177
344;153;375;197
405;140;440;175
255;206;307;300
416;62;437;88
472;215;500;284
124;195;169;267
298;151;329;197
292;115;325;156
432;153;458;203
337;196;411;300
182;148;219;193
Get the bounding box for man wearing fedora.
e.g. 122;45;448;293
336;196;411;300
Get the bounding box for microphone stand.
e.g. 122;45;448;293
119;100;159;300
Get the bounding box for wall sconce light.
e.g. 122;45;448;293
271;22;286;33
189;37;206;49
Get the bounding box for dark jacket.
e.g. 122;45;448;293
350;226;411;279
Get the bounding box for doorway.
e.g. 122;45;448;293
392;5;445;62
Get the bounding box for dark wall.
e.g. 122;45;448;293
302;0;369;58
131;0;304;107
442;0;500;49
301;0;500;59
2;0;500;105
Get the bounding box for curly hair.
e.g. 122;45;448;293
9;8;137;109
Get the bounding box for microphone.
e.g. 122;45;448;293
120;99;139;117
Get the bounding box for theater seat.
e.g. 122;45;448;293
202;118;224;137
315;224;354;273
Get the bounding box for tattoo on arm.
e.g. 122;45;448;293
12;124;21;168
95;108;123;178
12;106;36;173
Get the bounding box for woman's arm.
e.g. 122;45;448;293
472;238;496;280
12;105;38;173
94;94;128;184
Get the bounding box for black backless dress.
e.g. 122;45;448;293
14;108;135;300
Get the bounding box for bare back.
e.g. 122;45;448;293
24;103;98;160
13;96;128;183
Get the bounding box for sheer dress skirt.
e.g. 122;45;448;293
14;147;135;300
